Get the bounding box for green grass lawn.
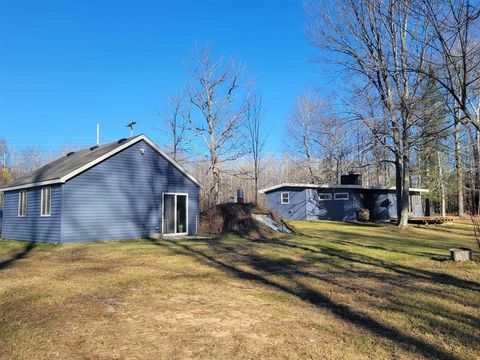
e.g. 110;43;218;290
0;221;479;359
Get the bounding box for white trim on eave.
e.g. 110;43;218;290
0;135;201;192
1;179;64;192
258;183;429;194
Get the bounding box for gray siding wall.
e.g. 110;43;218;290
61;140;200;243
306;188;364;221
265;188;306;220
1;185;62;242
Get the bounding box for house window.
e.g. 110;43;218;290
334;192;349;200
18;191;27;217
41;187;51;216
281;192;289;204
318;193;332;200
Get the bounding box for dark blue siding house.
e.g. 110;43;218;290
260;177;427;222
0;135;200;243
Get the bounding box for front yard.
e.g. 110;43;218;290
0;221;479;359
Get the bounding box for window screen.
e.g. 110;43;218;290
41;187;51;216
18;191;27;217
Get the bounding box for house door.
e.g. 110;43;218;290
163;194;188;235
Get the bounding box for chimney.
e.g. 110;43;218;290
340;173;362;185
237;189;244;204
96;123;100;146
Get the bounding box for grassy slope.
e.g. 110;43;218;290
0;221;479;359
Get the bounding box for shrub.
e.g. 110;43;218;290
199;206;224;234
357;208;370;222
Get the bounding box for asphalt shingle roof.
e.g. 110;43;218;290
6;135;141;188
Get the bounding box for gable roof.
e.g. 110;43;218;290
258;183;429;194
1;134;200;191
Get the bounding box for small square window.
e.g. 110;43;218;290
318;193;332;200
281;192;289;204
334;192;349;200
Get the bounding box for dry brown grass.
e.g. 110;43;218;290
0;220;479;359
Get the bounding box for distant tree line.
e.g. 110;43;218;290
0;138;71;185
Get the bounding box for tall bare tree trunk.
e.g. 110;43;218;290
303;136;316;184
437;150;446;217
477;132;480;214
209;132;221;205
395;159;403;224
399;152;410;228
454;119;465;217
254;163;259;205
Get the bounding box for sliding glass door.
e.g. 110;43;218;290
163;193;188;235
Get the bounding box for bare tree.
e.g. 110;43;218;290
306;0;431;227
244;93;267;205
186;45;251;205
287;92;321;183
418;0;480;216
0;138;13;195
313;112;353;183
420;0;480;131
155;94;189;162
18;146;45;173
0;138;8;168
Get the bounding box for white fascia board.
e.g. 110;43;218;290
409;188;430;193
258;183;320;193
0;179;64;192
259;183;429;194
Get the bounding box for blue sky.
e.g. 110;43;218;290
0;0;328;153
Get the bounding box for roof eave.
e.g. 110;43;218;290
259;183;429;194
0;179;64;192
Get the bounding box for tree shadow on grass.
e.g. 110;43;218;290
249;235;480;292
148;237;468;360
334;239;440;257
298;228;466;256
0;241;36;271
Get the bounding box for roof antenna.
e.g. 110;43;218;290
126;121;137;137
96;123;100;146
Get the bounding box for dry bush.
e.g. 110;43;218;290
357;208;370;222
199;206;224;234
200;203;259;234
269;211;284;225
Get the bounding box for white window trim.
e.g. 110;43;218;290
318;193;332;201
18;191;27;217
162;193;189;236
334;192;349;200
280;192;289;204
40;187;51;217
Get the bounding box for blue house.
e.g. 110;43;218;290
260;176;428;222
0;135;200;243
